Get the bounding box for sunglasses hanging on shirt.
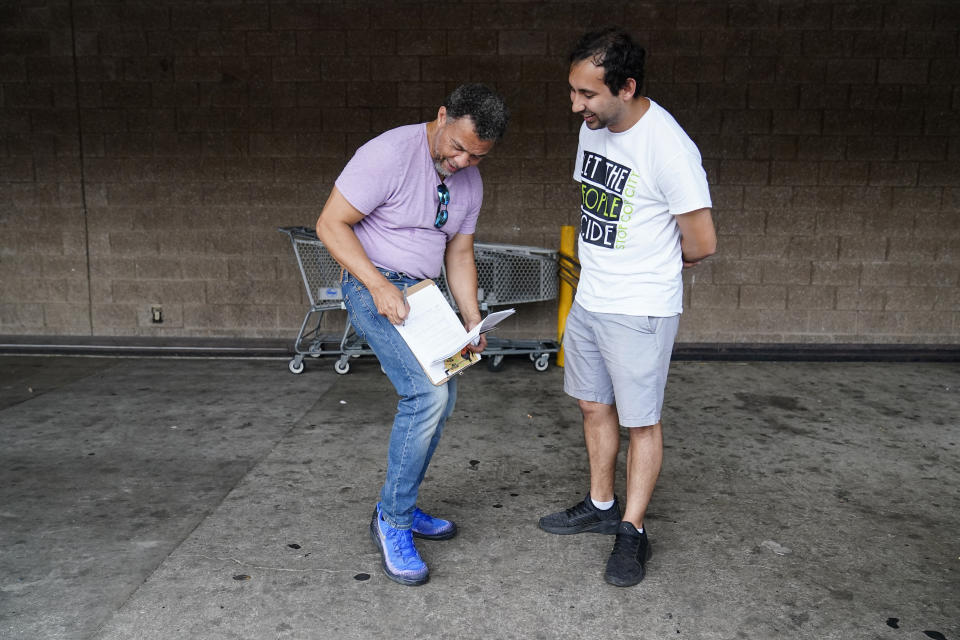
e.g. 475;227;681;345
435;183;450;228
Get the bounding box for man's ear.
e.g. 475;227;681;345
436;105;447;126
620;78;637;101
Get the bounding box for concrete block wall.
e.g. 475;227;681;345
1;0;958;344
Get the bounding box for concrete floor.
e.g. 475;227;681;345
0;354;957;640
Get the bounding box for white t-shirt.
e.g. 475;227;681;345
572;99;711;316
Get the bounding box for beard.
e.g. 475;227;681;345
434;158;453;177
434;157;460;177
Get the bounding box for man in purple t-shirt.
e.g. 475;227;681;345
316;84;508;586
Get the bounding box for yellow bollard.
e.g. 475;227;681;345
556;225;577;368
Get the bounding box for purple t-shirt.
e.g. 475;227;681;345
335;123;483;279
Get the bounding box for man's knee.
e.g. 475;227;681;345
578;398;615;415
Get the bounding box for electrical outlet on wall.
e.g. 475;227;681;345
151;306;163;323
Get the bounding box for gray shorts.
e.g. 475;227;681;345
562;301;679;427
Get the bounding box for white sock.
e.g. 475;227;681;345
591;497;615;511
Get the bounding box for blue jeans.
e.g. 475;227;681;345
341;268;458;530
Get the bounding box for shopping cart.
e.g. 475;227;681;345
280;227;560;374
278;226;373;375
436;243;560;372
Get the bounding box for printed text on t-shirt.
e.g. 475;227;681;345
579;151;633;249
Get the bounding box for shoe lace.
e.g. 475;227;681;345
565;499;595;519
610;534;631;558
390;527;419;562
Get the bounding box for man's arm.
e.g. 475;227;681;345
315;186;408;325
443;232;487;353
675;207;717;267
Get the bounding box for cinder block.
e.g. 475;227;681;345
98;31;148;58
1;277;68;302
674;56;724;83
919;162;960;186
771;161;819;185
877;58;930;85
748;85;799;110
818;162;869;185
813;261;861;285
723;54;777;84
875;109;924;135
847;136;897;161
369;57;420;83
905;29;957;57
883;286;948;311
244;31;295;57
740;284;786;309
152;82;199;107
197;31;245;57
839;237;888;261
297;82;346;108
869;163;919;187
791;186;841;210
836;286;885;310
889;237;937;265
742;186;790;209
823;110;873;135
152;132;201;157
0;302;45;328
716;208;764;234
521;160;572;184
834;4;884;30
443;30;496;56
720;110;770;135
711;257;762;283
777;57;826;83
319;55;372;83
697;135;746;160
817;209;867;235
862;261;913;286
147;31;197;57
762;260;813;285
689;284;740;310
42;302;91;332
273;108;323;132
717;159;768;185
781;4;831;29
767;208;816;235
930;59;960;84
786;285;836;309
924;110;960;136
470;55;524;83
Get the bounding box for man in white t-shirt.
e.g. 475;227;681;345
539;27;717;587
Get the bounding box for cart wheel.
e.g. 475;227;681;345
288;358;305;375
486;354;505;372
534;353;550;372
334;359;351;375
529;353;538;362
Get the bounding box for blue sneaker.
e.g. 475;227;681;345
412;507;457;540
369;505;429;586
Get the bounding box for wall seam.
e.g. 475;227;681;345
68;0;94;335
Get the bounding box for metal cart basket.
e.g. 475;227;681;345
279;227;560;375
436;242;560;371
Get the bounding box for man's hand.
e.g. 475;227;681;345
370;281;409;325
463;319;487;353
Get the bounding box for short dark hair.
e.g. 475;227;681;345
569;27;646;99
443;83;510;141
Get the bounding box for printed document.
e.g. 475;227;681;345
394;280;515;385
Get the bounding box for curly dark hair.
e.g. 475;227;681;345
569;27;646;99
443;83;510;141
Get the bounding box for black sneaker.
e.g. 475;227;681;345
538;493;621;535
604;521;652;587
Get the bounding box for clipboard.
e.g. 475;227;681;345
393;280;514;385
